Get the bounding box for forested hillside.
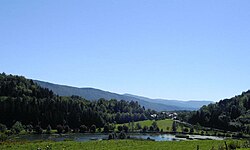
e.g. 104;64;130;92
188;90;250;133
35;80;211;111
0;73;154;129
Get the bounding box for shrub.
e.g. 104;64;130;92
149;126;154;131
183;128;189;133
0;123;7;133
56;125;63;134
156;127;160;132
119;131;127;139
103;124;109;133
26;124;33;133
79;125;87;133
35;125;43;134
123;125;128;133
11;121;23;134
73;128;79;133
118;126;123;132
228;141;240;149
190;128;194;134
108;133;114;140
90;125;96;133
142;126;148;132
64;125;70;133
0;133;7;141
46;125;51;134
136;123;142;130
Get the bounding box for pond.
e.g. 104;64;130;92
15;133;224;142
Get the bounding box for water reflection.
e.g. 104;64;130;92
17;133;224;142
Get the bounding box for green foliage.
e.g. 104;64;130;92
90;124;96;133
122;125;128;133
64;125;70;133
11;121;23;134
135;123;142;130
118;131;127;139
79;125;88;133
0;73;152;129
103;124;109;133
142;126;148;132
117;125;123;132
189;90;250;133
34;125;43;134
46;125;51;134
56;125;63;134
172;121;177;132
0;123;7;132
0;133;7;141
0;140;248;150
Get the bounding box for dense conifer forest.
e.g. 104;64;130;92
188;90;250;133
0;73;154;129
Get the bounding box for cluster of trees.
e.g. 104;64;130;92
188;90;250;133
0;73;154;130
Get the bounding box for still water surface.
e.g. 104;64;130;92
16;133;224;142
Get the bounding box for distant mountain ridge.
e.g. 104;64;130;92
34;80;212;111
124;94;212;110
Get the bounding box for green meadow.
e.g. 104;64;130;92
117;119;191;132
1;140;250;150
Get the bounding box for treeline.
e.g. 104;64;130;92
0;73;155;129
188;90;250;133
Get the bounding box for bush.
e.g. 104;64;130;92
149;126;154;131
26;124;33;133
152;121;158;129
123;125;128;133
142;126;148;132
57;125;63;134
90;125;96;133
108;133;114;140
156;127;160;132
46;125;51;134
79;125;87;133
12;121;23;134
103;124;109;133
118;126;123;132
183;128;189;133
73;128;79;133
190;128;194;134
0;133;7;141
136;123;142;130
5;130;13;136
64;125;70;133
119;131;127;139
0;123;7;133
34;125;43;134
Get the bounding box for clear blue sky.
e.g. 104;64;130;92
1;0;250;101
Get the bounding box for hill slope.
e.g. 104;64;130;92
0;73;152;128
35;80;212;111
124;94;212;110
188;90;250;133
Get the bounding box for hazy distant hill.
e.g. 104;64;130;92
35;80;212;111
124;94;212;110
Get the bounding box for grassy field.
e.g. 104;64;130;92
0;139;249;150
117;119;190;132
117;119;173;131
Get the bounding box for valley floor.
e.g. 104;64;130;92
1;139;250;150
